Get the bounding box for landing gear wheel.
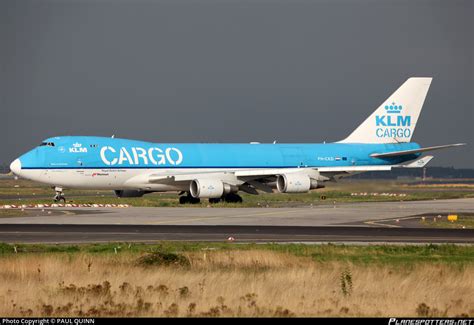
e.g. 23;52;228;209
223;193;243;203
179;193;201;204
209;198;221;204
179;196;188;204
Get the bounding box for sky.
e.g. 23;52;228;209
1;0;473;168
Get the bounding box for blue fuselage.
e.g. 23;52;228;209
18;136;421;170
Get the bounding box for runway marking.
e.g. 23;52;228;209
364;215;435;228
364;220;401;228
149;209;307;225
60;210;76;216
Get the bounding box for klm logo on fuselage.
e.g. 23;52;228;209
100;146;183;166
375;103;411;138
69;142;88;153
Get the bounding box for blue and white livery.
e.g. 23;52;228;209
9;78;466;203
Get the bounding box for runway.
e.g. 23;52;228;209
0;198;473;243
0;224;473;243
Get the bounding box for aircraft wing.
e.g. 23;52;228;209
147;167;323;183
148;170;233;183
234;168;322;178
146;166;390;185
370;143;465;158
142;156;433;190
147;157;431;183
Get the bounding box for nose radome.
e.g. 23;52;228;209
9;159;22;175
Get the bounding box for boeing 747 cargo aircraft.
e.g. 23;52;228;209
9;78;465;203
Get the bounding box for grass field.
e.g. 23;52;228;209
421;215;474;229
0;242;473;317
1;178;474;208
1;178;473;316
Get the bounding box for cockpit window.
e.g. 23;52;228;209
39;142;55;147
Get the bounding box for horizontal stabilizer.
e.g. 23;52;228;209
397;155;434;168
370;143;466;158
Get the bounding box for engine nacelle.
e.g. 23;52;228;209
190;179;236;198
276;174;320;193
114;190;146;198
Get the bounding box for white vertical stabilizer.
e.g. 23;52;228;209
339;77;432;143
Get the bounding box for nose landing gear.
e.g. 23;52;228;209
53;187;66;203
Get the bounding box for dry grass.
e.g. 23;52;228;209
406;184;474;189
0;251;473;317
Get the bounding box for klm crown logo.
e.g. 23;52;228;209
69;142;87;153
384;102;403;114
376;101;411;139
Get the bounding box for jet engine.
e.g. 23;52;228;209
114;190;147;198
276;174;322;193
190;179;237;198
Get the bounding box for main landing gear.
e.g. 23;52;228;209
53;186;66;203
207;193;243;204
179;193;201;204
178;192;243;204
219;193;243;203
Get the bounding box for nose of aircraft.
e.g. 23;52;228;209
9;159;22;176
